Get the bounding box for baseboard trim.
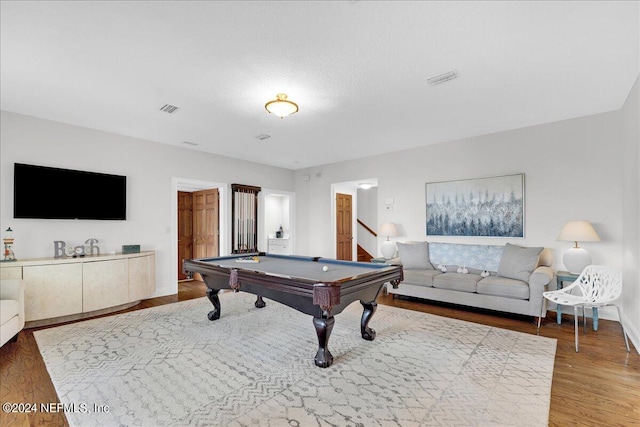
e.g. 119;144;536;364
25;301;140;329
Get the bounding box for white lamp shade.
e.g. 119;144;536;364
379;222;398;238
557;220;600;244
563;247;592;274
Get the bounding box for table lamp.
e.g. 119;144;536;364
557;220;600;274
379;222;398;259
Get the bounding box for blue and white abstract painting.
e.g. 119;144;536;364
426;174;524;237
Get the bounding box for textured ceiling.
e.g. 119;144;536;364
1;1;638;170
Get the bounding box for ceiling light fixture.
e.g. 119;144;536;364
358;183;373;190
265;93;298;118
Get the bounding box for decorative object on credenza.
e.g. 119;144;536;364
2;227;17;262
72;246;86;257
122;244;141;254
557;220;600;274
54;240;66;258
379;222;398;260
85;238;100;256
426;173;524;237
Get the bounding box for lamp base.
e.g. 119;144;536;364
381;240;396;260
563;247;591;275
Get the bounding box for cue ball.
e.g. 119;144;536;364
322;265;329;272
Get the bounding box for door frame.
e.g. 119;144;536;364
258;188;296;254
171;177;229;293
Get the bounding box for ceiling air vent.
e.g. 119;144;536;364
182;141;199;146
159;104;179;114
255;134;271;141
427;70;458;86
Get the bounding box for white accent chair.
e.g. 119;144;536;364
537;265;630;352
0;279;25;347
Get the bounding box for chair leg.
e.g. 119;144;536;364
583;306;587;335
537;297;546;334
574;306;579;352
615;306;631;353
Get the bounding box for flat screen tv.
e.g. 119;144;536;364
14;163;127;220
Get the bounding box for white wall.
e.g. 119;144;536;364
0;111;295;297
621;75;640;352
294;97;638;347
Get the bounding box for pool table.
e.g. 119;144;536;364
183;253;403;368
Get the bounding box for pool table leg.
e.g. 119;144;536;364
206;288;221;321
254;295;266;308
360;300;377;341
313;315;335;368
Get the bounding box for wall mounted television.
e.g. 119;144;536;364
14;163;127;220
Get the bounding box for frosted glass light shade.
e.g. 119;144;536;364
265;93;298;118
563;247;592;274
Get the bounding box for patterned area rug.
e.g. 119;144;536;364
34;292;556;426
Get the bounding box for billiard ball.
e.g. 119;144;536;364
322;265;329;272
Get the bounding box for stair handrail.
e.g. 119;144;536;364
357;219;377;237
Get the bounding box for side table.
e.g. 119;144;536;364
556;271;599;331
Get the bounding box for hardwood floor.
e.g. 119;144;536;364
1;280;638;426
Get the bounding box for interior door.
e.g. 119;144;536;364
193;188;220;259
177;191;193;280
336;193;353;260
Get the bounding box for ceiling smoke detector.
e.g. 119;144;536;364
427;70;458;86
255;134;271;141
159;104;179;114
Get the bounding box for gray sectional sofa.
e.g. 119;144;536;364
387;242;554;319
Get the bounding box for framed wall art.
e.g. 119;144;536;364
425;173;524;237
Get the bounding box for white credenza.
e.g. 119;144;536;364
268;238;290;255
0;251;155;327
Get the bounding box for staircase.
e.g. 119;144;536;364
357;244;373;262
356;218;376;262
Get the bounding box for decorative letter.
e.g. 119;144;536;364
54;241;66;258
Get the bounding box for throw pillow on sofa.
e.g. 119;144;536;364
397;242;434;270
497;243;543;282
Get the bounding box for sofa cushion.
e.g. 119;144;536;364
402;269;442;287
477;276;530;300
497;243;544;282
433;273;482;293
0;300;19;325
397;242;433;270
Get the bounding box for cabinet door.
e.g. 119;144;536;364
23;264;83;321
129;254;155;301
83;259;129;312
